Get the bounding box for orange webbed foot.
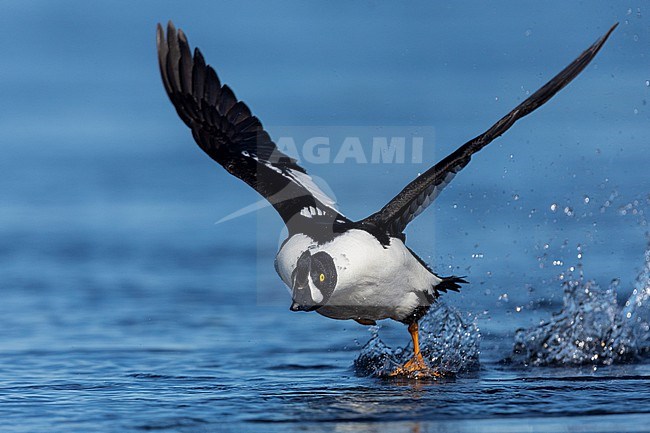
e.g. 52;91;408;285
388;353;445;379
387;321;450;379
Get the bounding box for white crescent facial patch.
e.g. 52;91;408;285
307;275;324;304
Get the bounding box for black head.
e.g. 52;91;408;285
289;250;337;312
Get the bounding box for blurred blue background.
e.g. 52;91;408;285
1;1;649;431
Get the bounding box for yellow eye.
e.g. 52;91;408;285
319;273;325;282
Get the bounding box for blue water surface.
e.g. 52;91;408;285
1;1;650;432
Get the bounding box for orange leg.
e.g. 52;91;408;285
389;322;442;378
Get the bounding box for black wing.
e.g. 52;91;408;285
359;23;618;235
157;22;350;234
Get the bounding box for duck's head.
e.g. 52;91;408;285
289;250;337;312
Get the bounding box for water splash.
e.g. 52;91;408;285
511;246;650;366
354;303;481;377
625;247;650;354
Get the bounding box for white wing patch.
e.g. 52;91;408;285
244;151;341;212
245;151;285;175
241;151;343;219
300;206;326;218
286;169;338;210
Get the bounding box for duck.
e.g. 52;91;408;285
156;21;616;377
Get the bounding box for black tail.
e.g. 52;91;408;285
435;276;468;296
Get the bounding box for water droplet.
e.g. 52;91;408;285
354;303;480;377
550;203;558;212
524;29;532;37
634;107;639;115
564;206;574;217
634;34;639;42
645;80;650;87
513;193;520;201
583;195;590;204
515;306;523;312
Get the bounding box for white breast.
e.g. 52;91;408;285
274;233;315;289
320;230;439;320
275;230;441;322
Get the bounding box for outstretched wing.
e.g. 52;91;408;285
359;23;618;236
157;22;349;233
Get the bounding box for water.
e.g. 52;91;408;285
354;303;481;377
511;256;650;367
2;1;650;432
